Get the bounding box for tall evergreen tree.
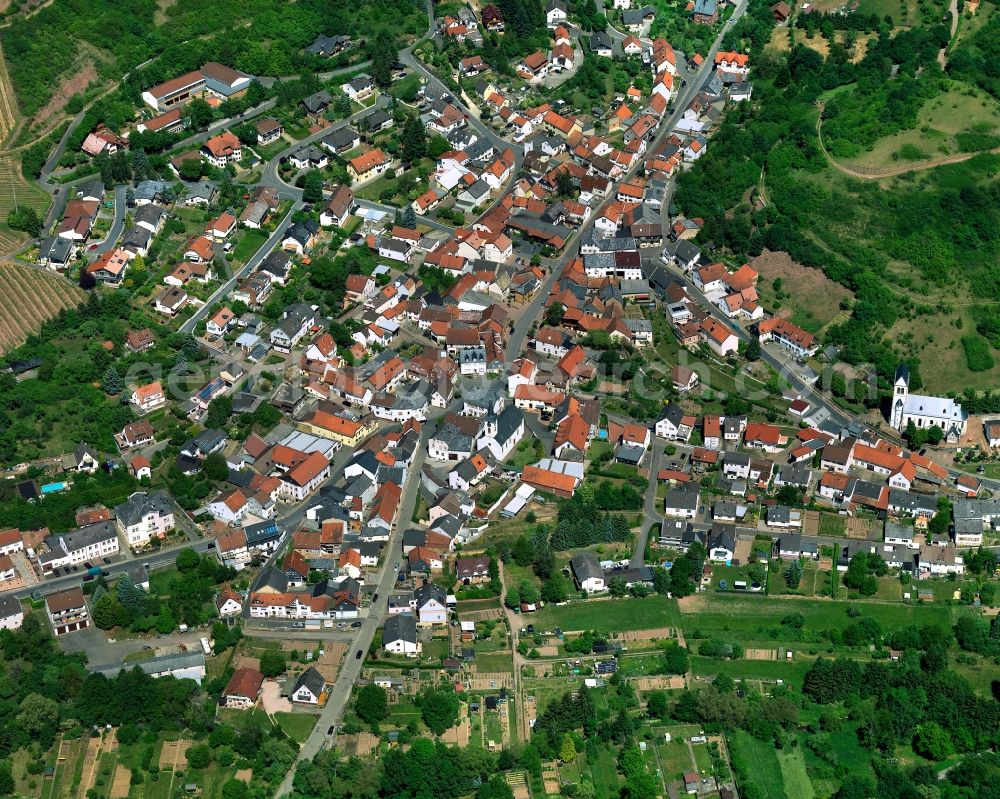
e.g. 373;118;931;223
370;31;398;88
102;367;123;395
401;116;427;161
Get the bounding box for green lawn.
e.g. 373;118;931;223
531;596;682;633
230;228;268;264
476;652;514;672
656;738;694;782
148;567;181;598
273;712;318;743
505;438;545;471
710;564;763;592
690;741;712;773
729;730;788;799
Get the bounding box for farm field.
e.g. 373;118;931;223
837;85;1000;171
0;260;83;354
529;595;682;633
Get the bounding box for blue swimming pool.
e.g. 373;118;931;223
40;481;68;494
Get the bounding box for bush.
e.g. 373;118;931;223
961;335;995;372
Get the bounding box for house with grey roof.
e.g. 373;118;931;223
114;490;175;549
570;552;605;593
383;613;420;656
707;523;735;562
476;405;525;461
291;666;327;704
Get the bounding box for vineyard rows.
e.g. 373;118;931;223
0;260;84;354
0;44;17;146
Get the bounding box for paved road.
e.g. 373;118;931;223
504;11;727;358
92;185;129;256
260;95;391;191
7;537;214;601
633;438;666;566
179;199;303;334
276;425;430;796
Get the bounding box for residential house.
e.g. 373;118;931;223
223;668;264;709
114;491;175;549
45;587;89;636
414;583;448;625
201;131;242;168
570;552;605;593
384;613;421;656
256;117;283;145
270;303;316;351
348;149;389;181
131;381;166;413
291;667;326;705
320;185;354;228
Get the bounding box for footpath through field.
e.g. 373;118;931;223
815;103;1000;180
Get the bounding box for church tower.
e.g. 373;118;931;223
890;363;909;430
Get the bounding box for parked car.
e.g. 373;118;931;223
355;650;362;659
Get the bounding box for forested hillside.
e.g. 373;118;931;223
675;0;1000;396
0;0;428;116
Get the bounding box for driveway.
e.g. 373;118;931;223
261;680;293;714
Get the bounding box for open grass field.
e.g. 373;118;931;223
582;745;620;799
952;652;999;695
777;748;815;799
838;85;1000;171
888;308;1000;392
690;655;813;685
655;737;695;782
954;0;995;49
858;0;936;25
476;652;514;672
530;595;682;633
766;28;875;63
752;250;852;335
0;260;84;354
679;592;952;639
729;730;788;799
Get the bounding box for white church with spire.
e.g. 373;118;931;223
890;364;968;443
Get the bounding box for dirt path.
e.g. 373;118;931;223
815;105;1000;180
939;0;959;68
498;560;533;743
76;728;116;799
